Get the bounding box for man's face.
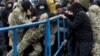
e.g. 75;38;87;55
27;10;32;16
27;6;32;16
57;8;62;14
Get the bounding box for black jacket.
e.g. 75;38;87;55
65;11;93;42
0;21;6;51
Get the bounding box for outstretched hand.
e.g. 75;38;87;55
59;14;67;19
62;39;67;45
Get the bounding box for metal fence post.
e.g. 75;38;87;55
0;15;61;56
45;18;51;56
63;19;66;39
13;29;17;56
57;18;60;49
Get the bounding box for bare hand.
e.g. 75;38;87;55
62;39;67;45
29;19;33;22
65;10;73;15
9;38;13;47
32;16;37;21
59;14;67;19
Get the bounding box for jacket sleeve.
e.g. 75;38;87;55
13;8;32;24
0;21;5;38
65;12;84;29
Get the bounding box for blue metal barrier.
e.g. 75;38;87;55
13;29;17;56
54;45;64;56
57;17;60;49
45;18;51;56
0;15;67;56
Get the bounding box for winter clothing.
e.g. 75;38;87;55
88;4;100;56
66;3;93;56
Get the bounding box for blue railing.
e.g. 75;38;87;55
0;15;67;56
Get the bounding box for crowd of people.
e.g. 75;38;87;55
0;0;100;56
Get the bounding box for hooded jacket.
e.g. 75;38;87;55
66;3;93;42
8;1;32;43
79;0;90;10
89;5;100;43
88;4;100;55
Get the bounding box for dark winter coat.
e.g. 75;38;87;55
65;3;93;42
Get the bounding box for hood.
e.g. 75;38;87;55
68;3;84;16
89;5;100;13
79;0;90;10
13;2;23;11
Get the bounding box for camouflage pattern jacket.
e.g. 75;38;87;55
8;2;32;43
89;5;100;55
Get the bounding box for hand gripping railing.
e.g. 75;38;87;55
0;15;67;56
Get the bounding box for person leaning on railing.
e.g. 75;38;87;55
7;0;49;55
60;2;93;56
8;12;48;56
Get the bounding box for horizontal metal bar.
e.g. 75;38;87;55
0;15;60;32
54;45;64;56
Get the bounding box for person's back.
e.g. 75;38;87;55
60;2;93;56
8;3;26;45
65;2;93;42
74;11;93;42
